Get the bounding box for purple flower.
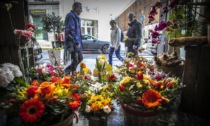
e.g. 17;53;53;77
169;0;180;8
155;2;162;8
163;6;168;13
165;27;171;31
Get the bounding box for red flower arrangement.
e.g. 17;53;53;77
0;76;81;125
114;55;182;112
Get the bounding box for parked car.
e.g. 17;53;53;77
32;37;43;61
82;34;110;54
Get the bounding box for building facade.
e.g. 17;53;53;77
28;0;135;41
115;0;160;40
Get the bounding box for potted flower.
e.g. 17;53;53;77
76;60;115;126
114;55;182;126
0;63;81;126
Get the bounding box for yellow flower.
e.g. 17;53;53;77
143;79;150;85
105;64;112;71
129;67;136;73
136;82;142;88
143;74;151;80
120;76;132;84
83;67;90;73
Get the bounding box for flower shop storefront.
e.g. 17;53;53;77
1;0;210;126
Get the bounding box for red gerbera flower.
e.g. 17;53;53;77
68;101;80;110
19;98;45;123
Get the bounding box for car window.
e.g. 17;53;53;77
82;35;94;40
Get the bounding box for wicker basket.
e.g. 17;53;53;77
121;104;159;126
88;116;107;126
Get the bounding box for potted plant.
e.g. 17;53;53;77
42;12;64;48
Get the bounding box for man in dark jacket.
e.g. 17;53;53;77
64;2;83;75
126;12;142;56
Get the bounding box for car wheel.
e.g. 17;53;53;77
101;45;109;54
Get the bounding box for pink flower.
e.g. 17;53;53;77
14;29;33;41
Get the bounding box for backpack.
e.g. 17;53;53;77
116;28;124;42
120;31;124;42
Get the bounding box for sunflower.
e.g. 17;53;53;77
141;89;163;109
19;98;45;123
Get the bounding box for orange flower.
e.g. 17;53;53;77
36;82;55;99
80;62;86;68
32;80;39;86
60;76;71;84
19;98;45;123
68;101;80;110
90;103;100;111
142;89;163;108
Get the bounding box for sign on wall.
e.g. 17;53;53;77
30;9;46;15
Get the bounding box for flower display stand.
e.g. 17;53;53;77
169;36;210;119
121;104;159;126
88;116;107;126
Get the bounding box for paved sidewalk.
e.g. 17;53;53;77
37;40;52;50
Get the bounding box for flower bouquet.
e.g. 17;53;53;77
114;55;182;126
0;71;81;126
78;79;115;126
28;63;64;82
93;54;113;83
76;58;115;126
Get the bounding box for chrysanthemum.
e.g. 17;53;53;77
142;89;163;108
19;98;45;123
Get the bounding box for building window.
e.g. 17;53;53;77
81;19;98;37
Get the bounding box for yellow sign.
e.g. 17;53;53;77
30;9;46;15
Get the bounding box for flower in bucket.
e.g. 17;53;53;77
78;83;114;119
0;75;81;125
114;55;182;112
93;54;112;83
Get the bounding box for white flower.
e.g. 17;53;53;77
42;68;46;73
2;63;22;77
85;105;91;113
90;82;102;92
99;59;105;66
103;106;111;114
0;67;14;87
12;66;22;77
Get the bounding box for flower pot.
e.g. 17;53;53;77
88;116;107;126
121;104;159;126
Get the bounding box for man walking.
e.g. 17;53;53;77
64;2;83;75
126;12;142;56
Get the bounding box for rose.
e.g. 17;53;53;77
103;105;111;114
